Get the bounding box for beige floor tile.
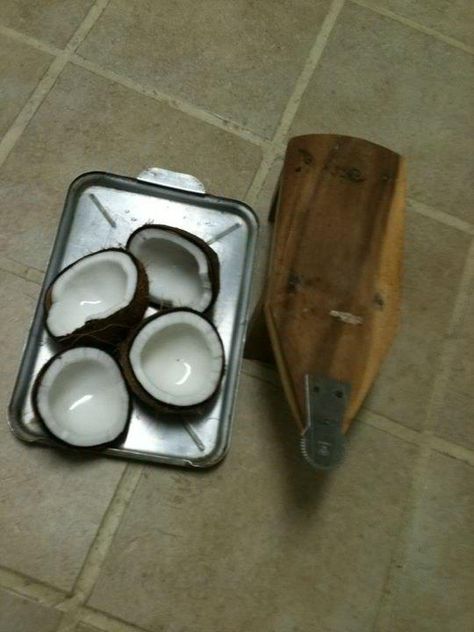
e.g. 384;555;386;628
0;63;261;271
369;0;474;47
88;373;416;632
0;35;52;137
365;208;470;429
434;277;474;449
385;452;474;631
0;0;94;48
0;269;126;590
0;588;61;632
77;0;332;137
290;3;474;222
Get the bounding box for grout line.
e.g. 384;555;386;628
0;569;146;632
241;362;474;464
76;605;150;632
361;413;474;468
0;256;29;280
372;443;430;632
418;237;474;435
244;147;279;208
70;54;270;149
0;24;62;56
443;239;474;335
428;435;474;468
0;0;112;172
55;464;143;631
26;267;45;284
0;401;471;626
0;55;68;169
271;0;345;145
351;0;474;55
0;567;69;610
56;614;77;632
245;0;345;206
0;18;271;153
413;237;473;420
70;464;143;604
0;256;44;285
373;235;474;630
408;197;474;235
357;408;422;447
0;570;146;632
64;0;112;53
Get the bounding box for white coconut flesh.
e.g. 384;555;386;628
128;228;213;311
35;348;129;447
130;312;224;407
47;250;138;337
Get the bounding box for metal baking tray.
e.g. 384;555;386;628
8;167;258;467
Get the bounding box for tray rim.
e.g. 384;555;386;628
8;168;259;468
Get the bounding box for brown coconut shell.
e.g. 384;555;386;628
126;224;220;312
44;248;149;346
120;308;225;413
32;346;133;449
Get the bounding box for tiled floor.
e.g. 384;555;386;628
0;1;473;631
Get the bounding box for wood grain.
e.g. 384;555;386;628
247;134;405;432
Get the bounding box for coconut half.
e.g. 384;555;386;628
33;347;131;447
45;248;148;345
127;225;219;312
121;309;225;410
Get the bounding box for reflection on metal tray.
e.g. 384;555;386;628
8;168;258;468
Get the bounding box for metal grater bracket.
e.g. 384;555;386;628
300;375;350;470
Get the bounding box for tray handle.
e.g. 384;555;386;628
137;167;206;194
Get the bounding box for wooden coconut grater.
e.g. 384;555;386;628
245;134;406;470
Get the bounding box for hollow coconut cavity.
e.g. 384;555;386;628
121;309;225;410
45;248;148;345
33;347;131;447
127;225;219;312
